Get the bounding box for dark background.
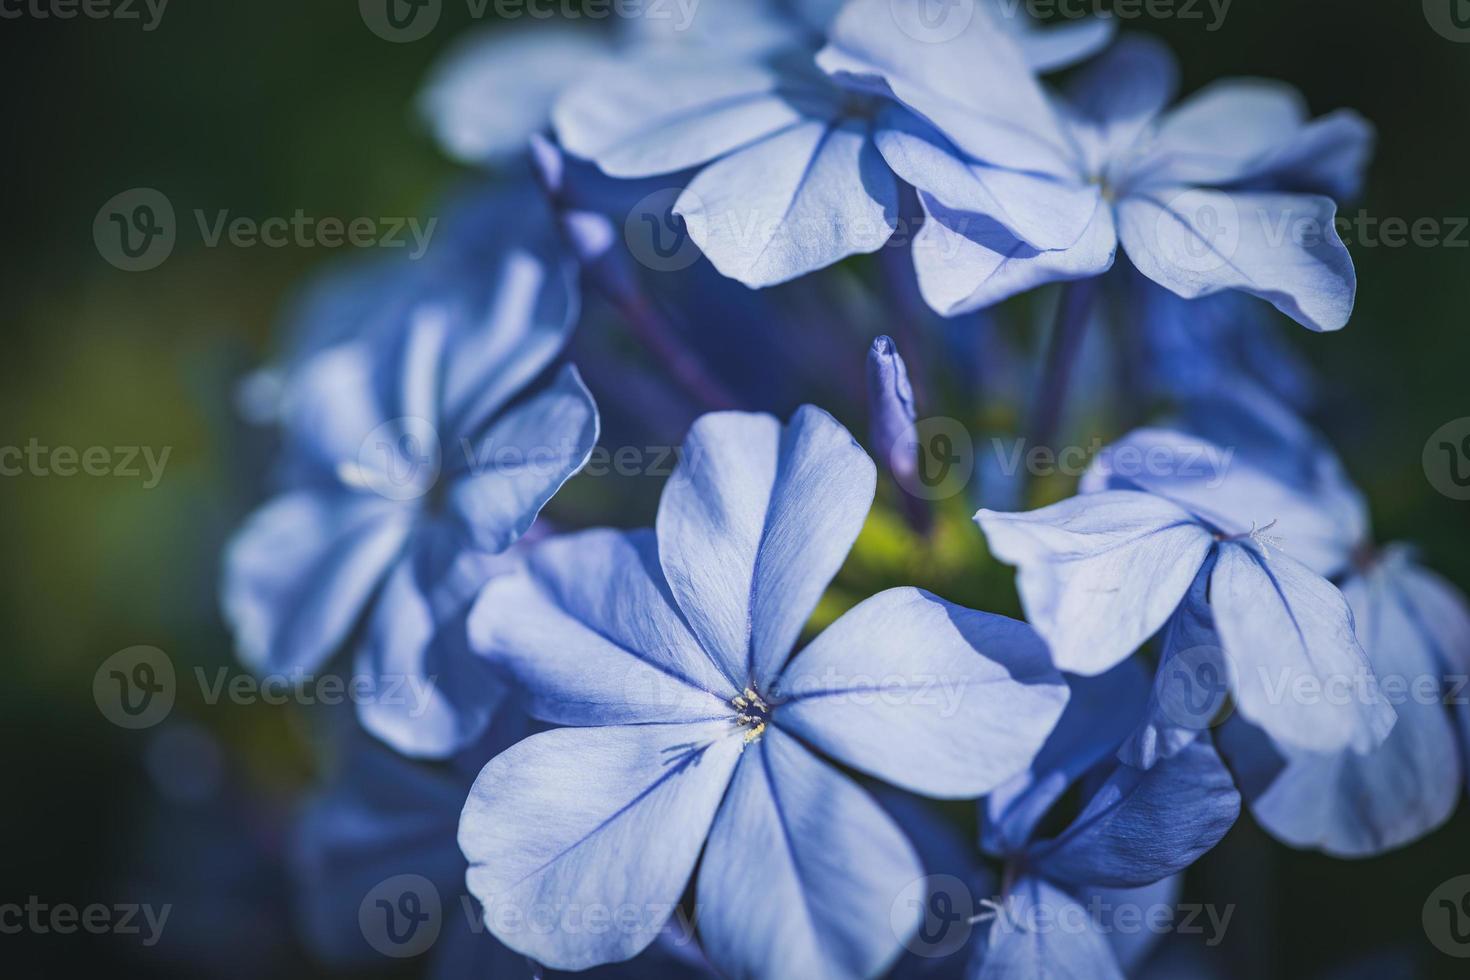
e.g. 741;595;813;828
1;1;1467;976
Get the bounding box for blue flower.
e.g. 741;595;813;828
220;186;599;759
294;708;717;978
976;424;1395;757
552;0;1110;287
820;11;1371;328
1142;396;1470;856
459;406;1070;975
974;662;1240;978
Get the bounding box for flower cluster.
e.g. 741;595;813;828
223;2;1468;977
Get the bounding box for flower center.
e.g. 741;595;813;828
732;687;771;744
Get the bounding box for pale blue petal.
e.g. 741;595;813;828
459;722;744;971
985;660;1153;857
221;490;412;675
657;407;877;691
1229;110;1375;202
818;0;1082;179
419;25;613;165
1127;79;1309;188
976;491;1215;675
696;727;922;980
1221;553;1462;856
874;108;1099;250
1085;875;1185;975
1118;562;1227;769
552;55;808;177
990;0;1118;72
1210;541;1395;754
1081;426;1361;578
775;588;1069;798
972;876;1124;980
438;245;581;441
676;117;899;287
1029;739;1240;888
353;523;512;759
1063;34;1179;176
467;528;736;726
446;365;598;554
911;191;1116;316
1117;188;1356;332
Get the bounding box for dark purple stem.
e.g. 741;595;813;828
1026;279;1099;459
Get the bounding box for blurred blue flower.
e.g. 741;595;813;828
974;662;1239;979
820;11;1371;328
977;424;1395;757
220;186;599;760
459;406;1069;974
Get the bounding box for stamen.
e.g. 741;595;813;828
732;688;771;744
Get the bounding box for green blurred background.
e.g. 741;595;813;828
2;1;1468;976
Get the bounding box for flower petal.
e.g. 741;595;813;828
676;117;899;287
973;876;1124;980
911;190;1116;316
353;524;511;759
1220;553;1463;856
1117;562;1228;769
447;364;599;555
874;108;1099;251
985;661;1153;857
775;588;1069;798
1210;541;1395;754
553;55;808;177
221;490;412;675
1081;426;1361;578
459;722;743;971
1117;188;1356;332
819;0;1080;179
696;727;922;980
1131;79;1309;188
657;407;877;691
419;25;613;165
468;528;737;726
976;491;1215;675
1029;739;1240;888
1062;33;1179;174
